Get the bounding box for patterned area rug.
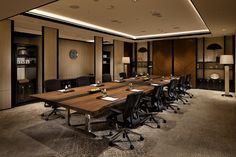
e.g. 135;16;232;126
21;113;176;157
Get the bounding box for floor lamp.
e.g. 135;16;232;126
220;55;234;97
122;57;130;77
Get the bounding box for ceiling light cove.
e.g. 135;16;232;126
27;9;135;39
27;0;210;40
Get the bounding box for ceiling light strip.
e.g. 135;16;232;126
27;9;135;39
27;5;209;40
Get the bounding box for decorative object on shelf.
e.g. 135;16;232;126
138;47;148;53
210;73;220;80
14;43;38;106
69;49;78;59
206;43;222;62
18;48;28;55
122;57;130;76
220;55;234;97
207;43;222;50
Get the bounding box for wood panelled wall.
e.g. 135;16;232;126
0;20;12;109
113;40;124;80
174;39;196;87
153;39;196;88
94;36;103;82
42;26;58;91
153;40;172;76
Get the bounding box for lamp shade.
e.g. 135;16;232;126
122;57;130;64
220;55;234;64
138;47;148;53
207;43;222;50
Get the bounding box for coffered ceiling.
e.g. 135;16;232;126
7;0;236;42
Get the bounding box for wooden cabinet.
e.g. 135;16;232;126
13;44;38;105
102;51;110;74
196;37;235;92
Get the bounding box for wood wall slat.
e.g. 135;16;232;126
174;39;196;87
153;40;172;76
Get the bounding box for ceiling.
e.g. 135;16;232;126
0;0;56;21
192;0;236;37
8;0;236;42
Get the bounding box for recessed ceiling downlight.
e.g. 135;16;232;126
27;0;210;40
69;5;79;9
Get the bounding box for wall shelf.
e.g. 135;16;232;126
13;43;38;106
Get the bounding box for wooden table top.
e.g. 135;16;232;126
31;82;127;102
32;75;173;116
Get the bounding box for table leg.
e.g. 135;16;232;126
85;114;91;132
66;108;71;126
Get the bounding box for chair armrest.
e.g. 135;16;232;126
109;108;122;114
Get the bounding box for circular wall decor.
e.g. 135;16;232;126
69;49;78;59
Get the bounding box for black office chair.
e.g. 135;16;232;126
131;71;137;77
185;74;194;98
76;76;90;87
175;75;189;104
108;92;148;150
119;72;127;79
41;79;65;120
102;74;112;82
141;85;166;128
163;79;180;113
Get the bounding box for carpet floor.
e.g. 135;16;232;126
0;89;236;157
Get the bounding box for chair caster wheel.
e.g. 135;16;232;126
140;136;144;141
157;125;161;128
174;111;177;114
123;133;126;138
130;145;134;150
45;118;49;121
163;120;167;123
183;103;186;105
109;141;113;146
186;100;188;102
177;108;180;110
61;116;65;119
41;113;44;117
109;132;113;136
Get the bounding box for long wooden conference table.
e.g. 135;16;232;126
32;75;172;135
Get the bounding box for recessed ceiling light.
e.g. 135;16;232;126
132;0;138;2
107;5;115;10
151;11;162;18
222;28;226;31
69;5;79;9
111;19;122;24
173;26;180;29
